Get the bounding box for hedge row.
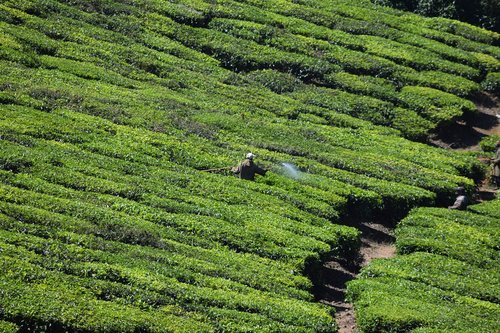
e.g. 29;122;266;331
0;221;338;332
26;0;487;128
1;179;335;261
209;16;482;80
2;0;496;137
1;0;497;331
238;0;500;60
0;79;482;206
0;197;311;297
348;276;499;333
348;201;500;332
0;0;486;232
0;179;341;331
287;83;434;139
396;212;498;269
194;110;477;195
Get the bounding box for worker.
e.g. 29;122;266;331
492;140;500;189
448;186;469;210
232;153;267;181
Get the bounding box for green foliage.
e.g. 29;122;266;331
479;135;500;152
324;72;399;102
0;321;18;333
348;277;499;333
358;34;481;79
287;85;435;139
467;198;500;218
360;252;499;303
0;0;497;330
244;69;303;94
0;259;215;333
472;52;500;71
396;213;498;269
394;69;481;97
348;202;500;332
482;71;500;94
372;0;500;34
399;86;476;122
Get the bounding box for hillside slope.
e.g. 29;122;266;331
0;0;499;332
348;199;500;332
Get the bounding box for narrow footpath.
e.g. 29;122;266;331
317;221;396;333
430;92;500;149
318;92;500;333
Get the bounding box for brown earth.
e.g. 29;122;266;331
428;92;500;198
319;92;499;333
429;92;500;150
317;221;396;333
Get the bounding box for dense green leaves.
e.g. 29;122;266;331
349;201;500;332
372;0;500;34
0;0;498;331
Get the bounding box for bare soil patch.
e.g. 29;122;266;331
429;92;500;199
316;221;396;333
429;92;500;150
359;222;396;266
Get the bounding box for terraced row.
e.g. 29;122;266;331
348;200;500;332
2;0;500;139
0;0;499;331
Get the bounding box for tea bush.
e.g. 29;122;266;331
398;86;476;122
348;201;500;332
0;0;498;331
482;71;500;94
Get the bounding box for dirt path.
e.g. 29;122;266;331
318;93;499;333
430;92;500;150
317;221;396;333
429;92;500;198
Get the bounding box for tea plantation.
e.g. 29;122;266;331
348;199;500;332
0;0;499;332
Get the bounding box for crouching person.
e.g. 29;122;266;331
448;186;469;210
